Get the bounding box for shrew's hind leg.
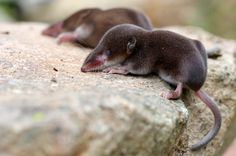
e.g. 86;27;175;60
161;82;183;100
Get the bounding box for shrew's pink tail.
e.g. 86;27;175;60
190;90;221;151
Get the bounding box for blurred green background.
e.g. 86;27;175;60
0;0;235;39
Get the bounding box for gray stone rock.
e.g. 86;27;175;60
0;88;188;156
0;23;188;156
0;23;235;156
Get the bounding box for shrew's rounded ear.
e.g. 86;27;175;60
127;37;136;54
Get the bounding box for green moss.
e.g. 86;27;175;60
190;0;236;39
0;1;20;20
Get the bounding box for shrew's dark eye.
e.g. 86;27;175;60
105;50;112;57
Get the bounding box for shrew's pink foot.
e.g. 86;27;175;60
56;33;76;44
102;66;128;75
160;91;180;100
160;82;183;100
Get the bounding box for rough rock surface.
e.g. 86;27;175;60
0;23;188;156
0;23;235;156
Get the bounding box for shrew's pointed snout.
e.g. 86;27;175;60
81;51;108;72
42;22;63;37
80;57;105;72
81;61;92;73
81;66;87;73
80;60;103;72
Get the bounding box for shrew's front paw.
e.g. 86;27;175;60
102;67;128;75
102;67;112;73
